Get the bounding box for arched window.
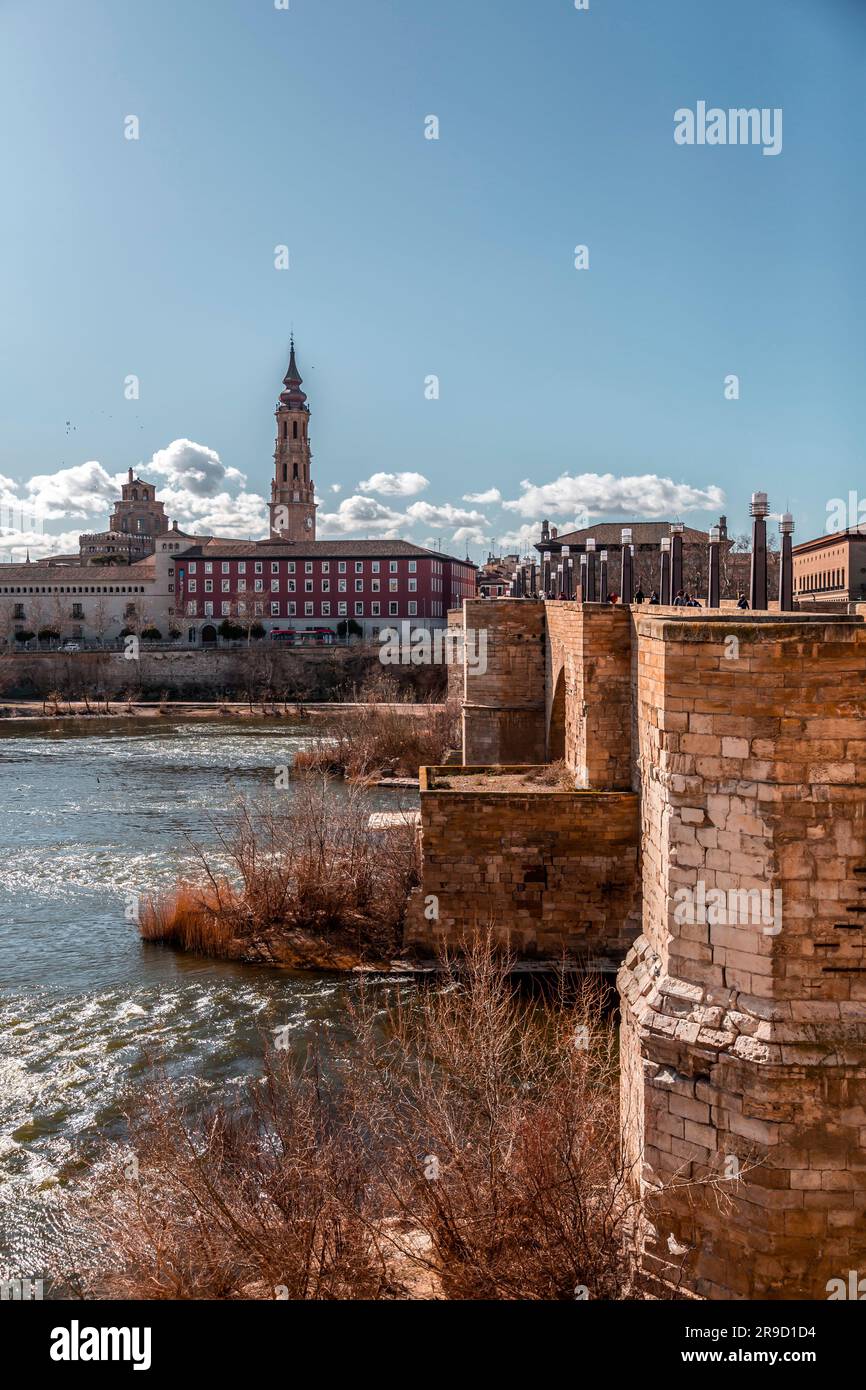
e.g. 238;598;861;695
282;420;287;439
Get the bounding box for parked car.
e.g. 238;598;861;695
58;642;81;653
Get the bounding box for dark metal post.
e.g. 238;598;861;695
586;538;597;601
580;554;587;601
660;538;671;604
670;522;684;598
621;528;633;602
708;525;720;608
541;549;551;597
530;561;537;597
750;491;769;610
779;512;794;610
561;546;571;600
600;549;609;602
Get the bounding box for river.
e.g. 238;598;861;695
0;717;416;1283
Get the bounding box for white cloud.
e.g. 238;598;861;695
0;461;118;522
503;473;725;519
462;487;501;504
359;471;430;497
452;525;487;547
405;501;489;528
148;438;245;499
329;483;342;494
318;494;406;537
0;527;82;560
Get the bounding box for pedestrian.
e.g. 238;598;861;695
649;591;660;605
736;593;749;610
673;588;687;607
634;586;645;604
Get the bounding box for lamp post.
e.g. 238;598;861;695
562;545;572;600
750;492;769;610
600;549;609;602
708;525;721;609
586;538;597;602
670;521;684;598
541;548;551;597
621;528;633;602
580;553;588;602
779;512;795;611
660;537;671;605
530;560;537;597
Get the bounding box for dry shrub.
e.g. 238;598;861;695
294;699;459;781
57;938;671;1300
141;773;420;957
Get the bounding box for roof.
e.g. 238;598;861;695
543;521;711;548
0;559;156;584
176;537;476;567
793;529;865;554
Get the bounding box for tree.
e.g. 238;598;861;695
337;618;363;639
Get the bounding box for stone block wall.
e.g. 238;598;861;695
405;765;640;965
460;600;546;765
620;613;866;1298
545;601;632;787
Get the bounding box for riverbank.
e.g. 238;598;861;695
0;698;446;724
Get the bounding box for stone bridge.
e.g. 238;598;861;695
413;597;866;1299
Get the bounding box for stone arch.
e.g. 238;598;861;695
547;666;566;761
201;624;217;644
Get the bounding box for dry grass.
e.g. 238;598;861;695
55;937;682;1301
140;773;420;959
294;698;459;781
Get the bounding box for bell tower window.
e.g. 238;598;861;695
293;421;298;439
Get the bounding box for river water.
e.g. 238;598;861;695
0;717;415;1282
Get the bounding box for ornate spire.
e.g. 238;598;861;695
280;335;308;409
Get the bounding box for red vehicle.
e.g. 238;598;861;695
267;628;297;643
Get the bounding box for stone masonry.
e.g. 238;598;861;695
417;598;866;1298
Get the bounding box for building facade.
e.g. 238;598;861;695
0;340;476;645
793;528;866;605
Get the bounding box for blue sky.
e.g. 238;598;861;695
1;0;864;561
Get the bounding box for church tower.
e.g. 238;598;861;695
269;337;317;541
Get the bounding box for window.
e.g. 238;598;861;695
221;602;230;616
222;562;230;574
389;579;398;592
322;561;330;574
355;601;364;616
186;600;197;615
255;562;263;574
408;578;417;592
271;579;279;592
338;578;347;593
372;578;380;592
355;578;363;592
389;601;398;616
254;602;264;616
238;601;247;615
237;579;246;592
204;602;213;616
371;601;380;616
305;602;314;616
322;578;330;593
271;562;279;575
338;561;347;574
205;562;213;574
288;601;296;616
222;579;230;592
321;601;331;616
372;561;380;573
271;601;280;616
238;562;246;575
254;579;263;593
355;561;363;574
305;561;313;574
305;579;313;593
188;563;197;575
338;601;347;616
389;561;398;574
189;580;197;593
288;579;296;593
408;560;417;573
288;561;295;574
408;601;417;616
205;579;213;593
72;603;83;618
